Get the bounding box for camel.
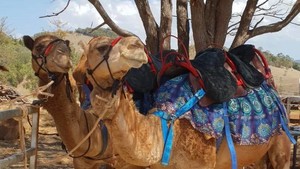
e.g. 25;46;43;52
81;36;292;169
23;34;143;169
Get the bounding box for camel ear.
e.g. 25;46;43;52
78;40;89;56
23;35;34;51
78;41;87;51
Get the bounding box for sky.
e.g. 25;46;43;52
1;0;300;60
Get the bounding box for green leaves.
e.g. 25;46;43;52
0;33;34;88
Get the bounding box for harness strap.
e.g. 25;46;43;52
223;102;237;169
86;37;123;94
261;83;296;144
253;48;272;79
154;89;205;165
96;120;109;157
144;49;157;74
158;52;205;88
224;52;245;87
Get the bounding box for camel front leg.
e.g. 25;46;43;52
111;94;164;166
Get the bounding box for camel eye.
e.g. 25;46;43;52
35;44;45;53
97;45;110;54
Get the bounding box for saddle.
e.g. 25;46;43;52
229;44;276;89
124;49;160;93
228;45;265;88
190;48;247;107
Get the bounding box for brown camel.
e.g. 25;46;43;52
23;34;142;169
82;36;291;169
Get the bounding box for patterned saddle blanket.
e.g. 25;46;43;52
154;74;284;145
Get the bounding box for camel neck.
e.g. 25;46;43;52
38;74;84;151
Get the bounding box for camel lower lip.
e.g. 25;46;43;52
53;61;72;72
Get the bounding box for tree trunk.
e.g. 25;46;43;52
214;0;233;47
177;0;189;56
135;0;159;54
190;0;207;53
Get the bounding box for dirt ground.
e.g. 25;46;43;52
0;108;73;169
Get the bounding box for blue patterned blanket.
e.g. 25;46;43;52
154;74;284;145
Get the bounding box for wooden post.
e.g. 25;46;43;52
0;106;40;169
29;107;39;169
299;78;300;95
287;97;291;121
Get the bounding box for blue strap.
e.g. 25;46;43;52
154;110;168;141
174;89;205;118
97;120;109;156
223;102;237;169
262;83;296;144
153;89;205;165
277;104;297;144
81;84;92;110
161;122;174;165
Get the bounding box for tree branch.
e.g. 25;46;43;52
231;0;259;48
251;17;264;29
177;0;189;56
89;22;106;33
214;0;234;46
134;0;159;53
159;0;172;50
250;0;300;37
40;0;70;18
88;0;135;37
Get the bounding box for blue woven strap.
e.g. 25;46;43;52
174;89;205;118
153;89;205;165
277;102;297;144
262;83;296;144
223;102;237;169
153;110;168;141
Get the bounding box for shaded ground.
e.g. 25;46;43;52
0;109;73;168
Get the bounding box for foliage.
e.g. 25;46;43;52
0;32;37;89
75;27;117;38
260;48;295;69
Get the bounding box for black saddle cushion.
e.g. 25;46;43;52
228;45;265;88
124;63;156;93
230;44;256;63
191;48;237;102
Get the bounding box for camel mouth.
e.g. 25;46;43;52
52;60;72;73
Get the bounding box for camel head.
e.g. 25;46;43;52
85;36;148;89
23;34;72;76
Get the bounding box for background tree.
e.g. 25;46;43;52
87;0;300;56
